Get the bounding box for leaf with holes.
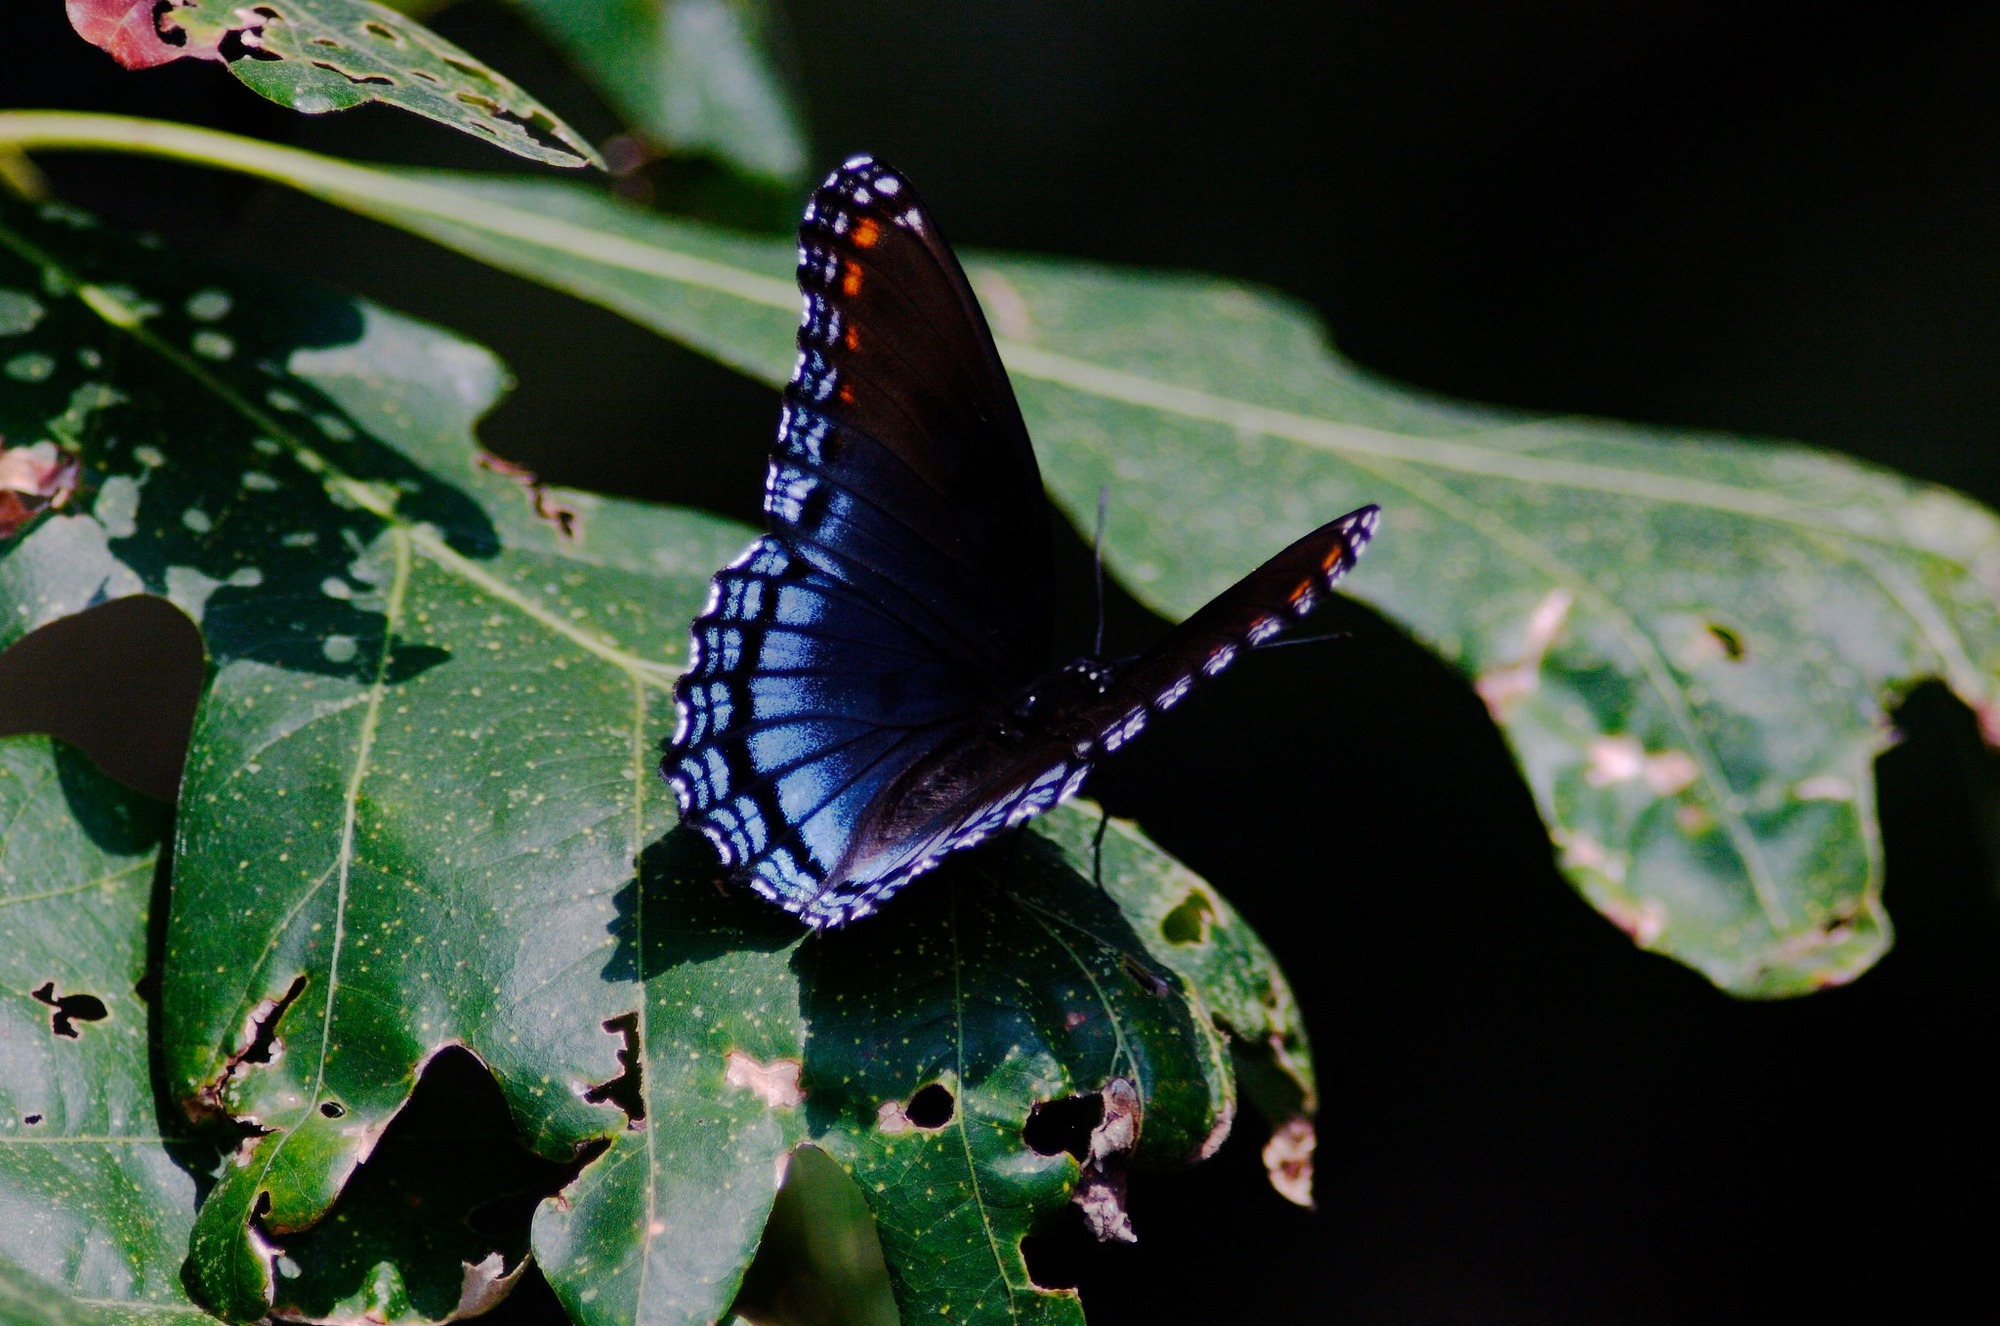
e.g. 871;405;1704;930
259;1048;582;1326
0;198;1299;1325
64;1;598;167
140;153;2000;997
0;196;711;1321
0;735;207;1325
510;0;805;182
1038;812;1316;1173
534;800;1247;1326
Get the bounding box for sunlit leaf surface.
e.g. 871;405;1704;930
0;198;1294;1325
0;735;206;1326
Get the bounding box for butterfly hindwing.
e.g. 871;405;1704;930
785;156;1052;678
671;157;1056;925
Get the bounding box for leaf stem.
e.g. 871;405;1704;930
0;113;792;310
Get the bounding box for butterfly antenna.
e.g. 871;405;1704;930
1092;485;1110;659
1256;628;1355;651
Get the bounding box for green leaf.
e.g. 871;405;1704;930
535;801;1240;1326
44;137;1949;998
0;1252;217;1326
0;194;1289;1324
509;0;806;182
139;1;600;168
264;1048;579;1325
0;735;207;1326
1040;812;1315;1131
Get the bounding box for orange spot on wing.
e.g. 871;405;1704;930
838;384;855;403
1320;542;1349;574
844;324;861;350
1289;581;1313;607
841;263;864;296
853;217;882;248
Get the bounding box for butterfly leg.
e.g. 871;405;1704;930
1090;803;1112;896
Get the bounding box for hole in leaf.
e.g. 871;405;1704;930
239;973;306;1066
731;1147;895;1324
362;21;403;44
1023;1092;1104;1160
30;982;108;1038
0;595;204;801
1160;889;1215;945
1021;1203;1114;1290
150;0;187;48
264;1048;596;1321
582;1012;645;1124
1707;622;1747;661
318;1101;345;1119
409;68;440;82
191;972;307;1120
22;1114;42;1126
310;61;393;86
905;1082;955;1129
217;25;281;62
442;55;499;83
308;36;340;47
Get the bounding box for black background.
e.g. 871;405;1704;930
6;2;1999;1320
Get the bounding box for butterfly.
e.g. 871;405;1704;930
664;155;1378;928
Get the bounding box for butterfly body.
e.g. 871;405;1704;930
665;156;1378;928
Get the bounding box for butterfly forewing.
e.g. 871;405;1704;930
786;156;1052;675
670;157;1056;925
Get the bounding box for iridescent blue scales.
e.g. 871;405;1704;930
665;155;1378;927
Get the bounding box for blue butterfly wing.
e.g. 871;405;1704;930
668;157;1052;926
669;156;1380;928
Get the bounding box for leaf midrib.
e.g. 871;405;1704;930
947;884;1025;1320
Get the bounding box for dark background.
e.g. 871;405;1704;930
5;2;1999;1320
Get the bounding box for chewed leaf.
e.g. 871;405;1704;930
0;199;1293;1325
238;164;2000;997
66;1;598;167
0;736;199;1317
532;806;1260;1326
0;439;79;539
63;0;222;69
